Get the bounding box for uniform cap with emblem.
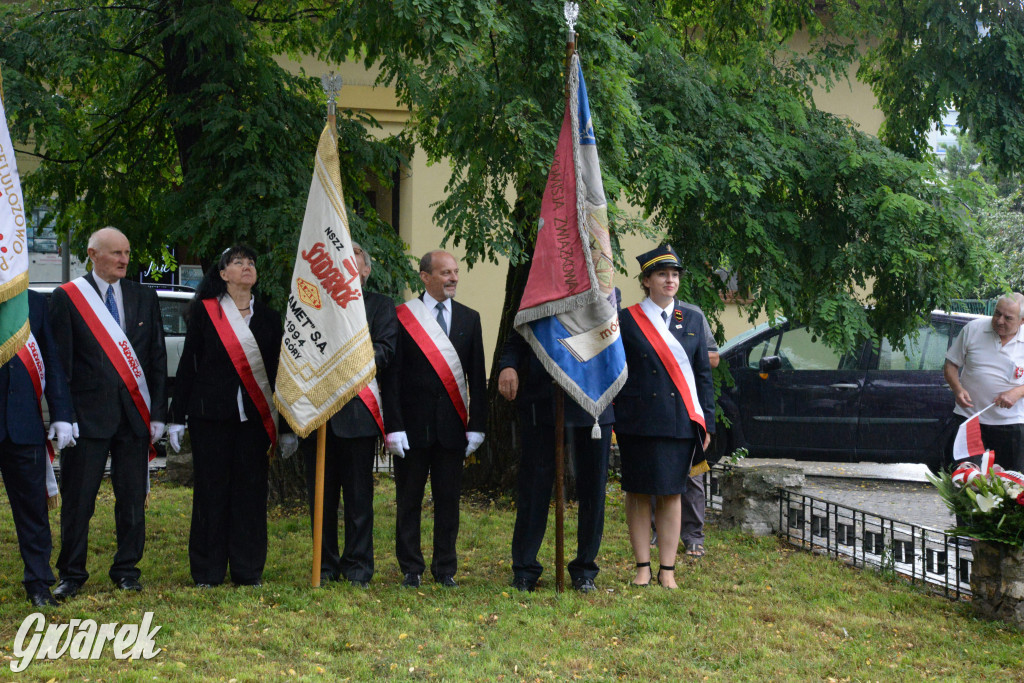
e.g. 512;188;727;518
636;244;683;277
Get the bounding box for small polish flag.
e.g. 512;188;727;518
953;403;995;461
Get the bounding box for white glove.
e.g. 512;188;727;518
278;433;299;459
149;421;166;444
386;432;409;458
465;431;485;458
72;422;79;439
48;421;75;450
168;424;186;453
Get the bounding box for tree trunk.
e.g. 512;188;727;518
463;256;531;492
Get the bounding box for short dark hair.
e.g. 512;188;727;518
419;251;439;274
192;244;259;315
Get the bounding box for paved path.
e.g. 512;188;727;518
740;458;956;532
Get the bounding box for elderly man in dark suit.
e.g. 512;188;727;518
305;241;397;587
385;250;487;588
0;290;75;606
49;227;167;600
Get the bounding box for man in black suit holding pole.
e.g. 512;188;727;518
498;328;614;593
385;250;487;588
305;241;397;587
49;227;167;600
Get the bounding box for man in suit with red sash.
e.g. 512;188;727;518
49;227;167;600
305;242;397;587
0;290;76;606
385;250;487;588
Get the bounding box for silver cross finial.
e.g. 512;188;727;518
564;2;579;34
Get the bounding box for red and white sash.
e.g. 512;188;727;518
626;299;706;435
396;298;469;428
357;379;385;436
16;334;58;501
60;278;151;426
203;297;277;446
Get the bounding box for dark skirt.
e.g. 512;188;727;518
618;434;696;496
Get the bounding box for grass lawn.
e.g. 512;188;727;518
1;475;1022;681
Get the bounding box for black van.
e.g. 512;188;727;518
713;311;983;471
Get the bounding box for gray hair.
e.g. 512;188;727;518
351;241;371;269
997;293;1024;316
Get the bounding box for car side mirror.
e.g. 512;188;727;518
759;355;782;377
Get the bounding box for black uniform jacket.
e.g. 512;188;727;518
615;300;715;439
168;298;282;424
329;290;398;439
0;290;75;444
498;328;613;428
384;295;487;450
49;272;167;439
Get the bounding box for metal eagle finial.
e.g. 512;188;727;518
320;72;343;117
564;2;579;34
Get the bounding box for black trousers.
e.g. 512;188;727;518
394;444;463;578
188;418;269;585
511;425;611;583
951;415;1024;471
304;433;377;582
56;424;148;584
0;438;55;594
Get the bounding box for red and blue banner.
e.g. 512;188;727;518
513;54;626;419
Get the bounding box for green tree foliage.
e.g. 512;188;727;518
938;136;1024;296
319;0;993;489
850;0;1024;175
0;0;414;303
637;8;990;354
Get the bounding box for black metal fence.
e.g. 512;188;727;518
777;488;972;599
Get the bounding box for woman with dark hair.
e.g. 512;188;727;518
167;245;294;587
615;245;715;589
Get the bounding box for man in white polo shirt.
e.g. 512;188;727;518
944;293;1024;471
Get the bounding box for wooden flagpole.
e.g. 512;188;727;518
311;74;342;588
311;424;327;587
554;386;566;593
553;21;578;596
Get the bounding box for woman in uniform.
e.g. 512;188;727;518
616;245;715;589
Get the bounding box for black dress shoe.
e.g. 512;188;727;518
436;575;458;588
511;576;536;592
235;580;262;588
28;591;58;607
572;577;597;594
400;573;421;588
52;579;82;602
349;579;370;589
115;577;143;592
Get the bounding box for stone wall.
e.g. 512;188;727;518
718;465;805;536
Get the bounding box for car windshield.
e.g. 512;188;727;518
720;318;785;354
